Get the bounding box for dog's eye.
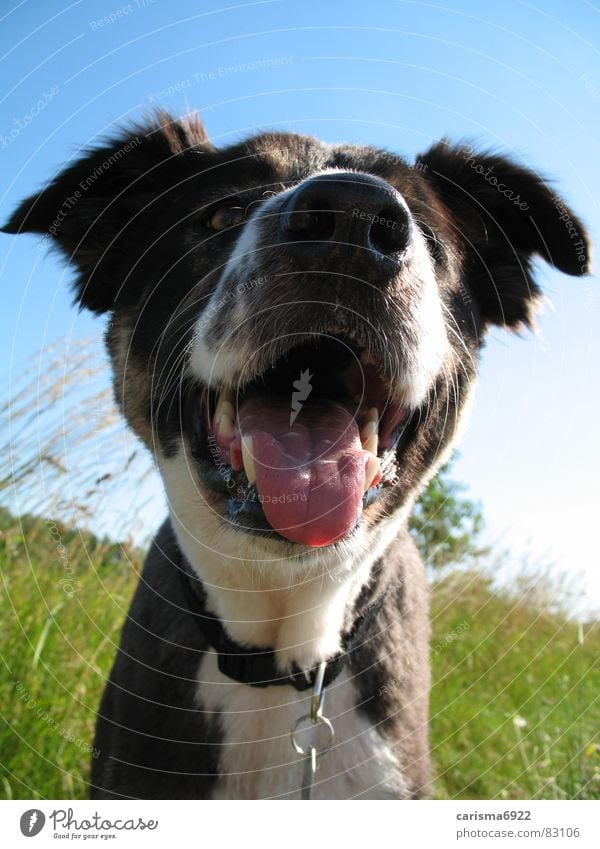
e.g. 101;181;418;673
207;206;246;232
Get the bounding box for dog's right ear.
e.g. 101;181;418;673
1;112;214;314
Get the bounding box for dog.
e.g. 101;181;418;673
3;112;590;799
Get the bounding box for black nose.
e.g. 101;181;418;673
279;172;412;258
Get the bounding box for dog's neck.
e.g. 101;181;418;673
172;520;377;673
162;451;408;672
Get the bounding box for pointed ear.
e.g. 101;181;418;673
1;112;214;314
417;141;592;328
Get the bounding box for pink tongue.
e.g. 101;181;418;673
238;396;370;546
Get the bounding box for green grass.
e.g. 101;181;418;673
0;512;141;800
0;512;598;800
430;570;600;799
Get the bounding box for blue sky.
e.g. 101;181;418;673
1;0;599;609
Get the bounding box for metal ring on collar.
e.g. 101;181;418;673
290;714;335;759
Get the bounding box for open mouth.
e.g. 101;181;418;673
188;338;415;547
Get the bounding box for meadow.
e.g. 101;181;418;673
1;338;598;799
0;508;597;800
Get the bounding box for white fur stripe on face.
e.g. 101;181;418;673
188;190;289;388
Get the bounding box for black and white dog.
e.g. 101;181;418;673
4;113;590;799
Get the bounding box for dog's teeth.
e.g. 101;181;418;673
360;407;379;454
363;432;378;455
360;420;376;439
217;412;234;439
214;391;235;436
364;454;381;491
214;395;235;424
241;436;256;484
360;415;378;455
360;408;379;442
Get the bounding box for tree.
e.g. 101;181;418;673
409;462;488;570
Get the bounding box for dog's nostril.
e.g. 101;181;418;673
284;199;335;241
279;173;413;265
369;207;412;256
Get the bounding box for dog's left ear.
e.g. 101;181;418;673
417;141;592;328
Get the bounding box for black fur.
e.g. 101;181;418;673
417;141;590;327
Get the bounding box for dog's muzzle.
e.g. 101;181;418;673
277;171;414;274
187;174;429;548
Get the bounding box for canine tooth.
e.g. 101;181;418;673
241;436;256;484
360;419;377;442
214;396;235;427
360;409;379;444
363;433;378;455
217;412;234;440
364;455;381;491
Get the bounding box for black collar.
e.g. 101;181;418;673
178;557;383;691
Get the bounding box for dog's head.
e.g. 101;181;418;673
4;113;590;567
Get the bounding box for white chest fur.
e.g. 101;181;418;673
197;651;407;800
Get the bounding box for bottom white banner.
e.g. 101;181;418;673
0;800;597;848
